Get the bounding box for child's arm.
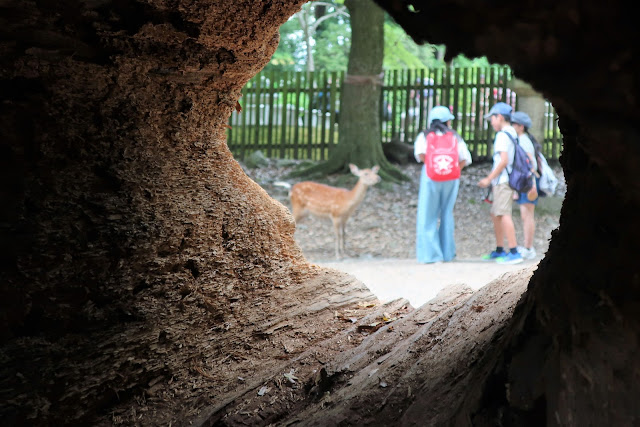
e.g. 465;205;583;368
478;151;508;188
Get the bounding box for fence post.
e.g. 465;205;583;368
329;71;338;150
294;72;301;159
280;71;289;158
267;70;275;157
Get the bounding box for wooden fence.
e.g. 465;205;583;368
227;66;563;162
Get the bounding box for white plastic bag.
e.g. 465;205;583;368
537;152;558;196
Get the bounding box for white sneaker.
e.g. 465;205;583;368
520;247;537;259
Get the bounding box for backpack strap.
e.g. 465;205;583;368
499;130;519;174
529;132;544;176
500;130;518;144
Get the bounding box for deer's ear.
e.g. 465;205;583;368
349;163;359;174
372;165;380;173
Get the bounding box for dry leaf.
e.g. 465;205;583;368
194;365;216;380
358;302;376;308
357;322;382;333
283;370;298;384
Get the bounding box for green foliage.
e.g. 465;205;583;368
383;22;435;68
266;18;304;72
268;6;491;72
269;50;297;70
265;1;350;72
313;18;351;71
451;54;491;68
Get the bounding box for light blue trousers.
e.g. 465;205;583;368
416;168;460;263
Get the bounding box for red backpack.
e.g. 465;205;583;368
425;131;460;181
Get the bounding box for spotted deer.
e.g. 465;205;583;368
278;164;380;259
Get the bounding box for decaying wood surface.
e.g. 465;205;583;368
1;0;639;425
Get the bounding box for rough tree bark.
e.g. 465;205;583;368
289;0;407;182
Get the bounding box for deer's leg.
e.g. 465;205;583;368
340;222;346;255
291;205;304;222
332;217;342;259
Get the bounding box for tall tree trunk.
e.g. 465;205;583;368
289;0;406;182
298;8;315;72
314;3;328;34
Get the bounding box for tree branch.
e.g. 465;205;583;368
310;7;348;32
312;1;344;9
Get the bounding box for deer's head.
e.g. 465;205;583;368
349;164;381;187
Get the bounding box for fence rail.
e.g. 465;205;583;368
227;66;563;162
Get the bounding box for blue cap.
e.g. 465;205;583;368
484;102;512;119
428;106;455;126
511;111;532;128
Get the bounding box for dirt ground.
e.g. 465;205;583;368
317;257;538;308
243;157;564;307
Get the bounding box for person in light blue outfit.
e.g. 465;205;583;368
414;106;472;263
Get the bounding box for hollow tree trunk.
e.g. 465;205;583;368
3;0;640;425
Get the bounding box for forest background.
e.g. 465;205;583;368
268;0;489;72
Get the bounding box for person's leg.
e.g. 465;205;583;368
490;183;514;250
491;214;503;247
496;211;523;264
439;179;459;261
416;169;444;263
487;183;521;263
501;214;518;249
520;203;536;248
491;183;523;263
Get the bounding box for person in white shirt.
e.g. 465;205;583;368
477;102;523;264
511;111;540;260
413;106;472;263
